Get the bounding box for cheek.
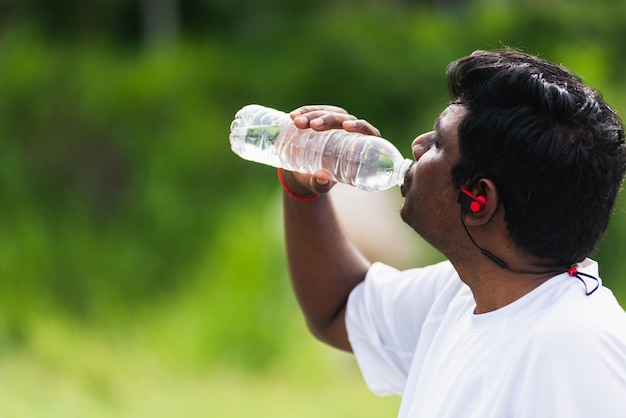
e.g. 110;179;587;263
414;156;441;191
415;160;458;210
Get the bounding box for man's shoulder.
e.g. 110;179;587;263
366;260;464;296
523;283;626;353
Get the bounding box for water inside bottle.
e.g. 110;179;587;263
229;125;283;168
352;145;398;191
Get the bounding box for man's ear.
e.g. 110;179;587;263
459;177;499;226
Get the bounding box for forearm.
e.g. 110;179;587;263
282;176;370;352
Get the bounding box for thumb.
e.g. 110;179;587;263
309;170;335;194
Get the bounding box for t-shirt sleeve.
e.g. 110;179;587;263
345;261;460;396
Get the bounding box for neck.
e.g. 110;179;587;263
454;205;571;312
456;259;563;314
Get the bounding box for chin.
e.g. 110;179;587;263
399;202;413;229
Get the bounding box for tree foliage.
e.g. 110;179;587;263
0;1;625;367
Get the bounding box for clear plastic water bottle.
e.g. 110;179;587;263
229;104;413;192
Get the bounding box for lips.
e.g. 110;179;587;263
400;161;416;197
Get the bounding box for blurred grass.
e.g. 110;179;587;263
0;315;401;417
0;2;626;416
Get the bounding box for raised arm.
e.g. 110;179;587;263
280;105;380;352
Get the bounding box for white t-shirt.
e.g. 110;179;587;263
346;259;626;418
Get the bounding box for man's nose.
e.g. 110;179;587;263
411;131;433;160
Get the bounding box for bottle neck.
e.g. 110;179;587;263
393;158;414;186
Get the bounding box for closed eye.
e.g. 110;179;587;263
429;133;441;149
431;115;443;149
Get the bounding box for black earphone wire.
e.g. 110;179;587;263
459;208;600;295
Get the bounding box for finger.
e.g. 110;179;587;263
290;105;348;117
342;119;381;137
290;105;353;130
309;170;335;194
293;112;358;130
292;170;335;194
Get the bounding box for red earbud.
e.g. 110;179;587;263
458;189;487;213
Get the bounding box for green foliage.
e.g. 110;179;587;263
0;3;625;381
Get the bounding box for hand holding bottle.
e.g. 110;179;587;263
285;105;383;196
291;105;381;138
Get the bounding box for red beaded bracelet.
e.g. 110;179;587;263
277;168;320;201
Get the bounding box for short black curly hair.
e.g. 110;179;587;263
447;49;626;264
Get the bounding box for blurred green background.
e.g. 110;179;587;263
0;0;625;416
